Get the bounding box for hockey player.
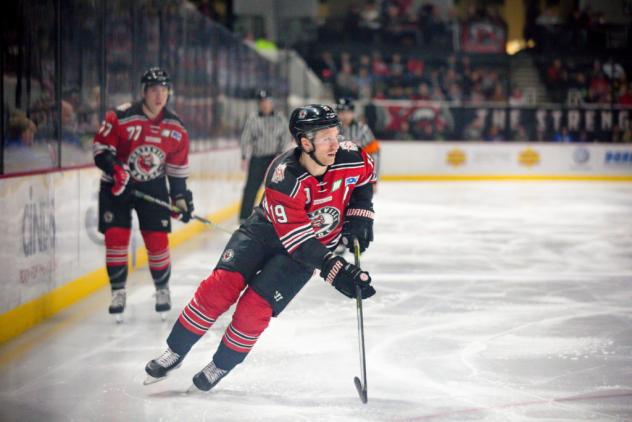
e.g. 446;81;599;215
93;67;194;320
144;104;376;392
335;97;381;178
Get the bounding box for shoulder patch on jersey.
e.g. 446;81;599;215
170;130;182;141
271;163;287;183
116;102;132;112
339;140;359;151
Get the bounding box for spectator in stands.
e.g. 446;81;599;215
510;124;529;141
469;82;486;105
464;118;484;140
484;124;504;141
509;87;526;106
5;111;37;148
417;2;444;45
314;51;337;84
61;99;81;146
393;121;414;140
360;1;381;40
490;83;507;103
390;53;404;78
446;82;463;103
589;69;609;103
546;58;568;102
356;67;373;99
414;82;431;100
336;62;358;98
553;127;574;142
618;83;632;105
4;111;54;172
371;51;390;79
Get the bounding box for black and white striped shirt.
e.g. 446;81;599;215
340;120;375;149
240;112;290;159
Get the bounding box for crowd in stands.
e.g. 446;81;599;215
541;57;631;105
312;50;513;105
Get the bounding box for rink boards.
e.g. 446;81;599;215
1;141;632;344
0;147;243;343
381;141;632;181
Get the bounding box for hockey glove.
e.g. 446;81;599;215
172;190;194;223
321;254;375;299
111;164;134;202
341;208;374;253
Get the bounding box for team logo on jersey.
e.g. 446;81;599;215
221;249;235;263
339;140;359;151
345;176;358;185
271;163;287;183
103;211;114;223
331;179;342;192
171;131;182;141
308;206;340;239
128;145;166;181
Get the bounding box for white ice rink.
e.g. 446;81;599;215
1;181;632;421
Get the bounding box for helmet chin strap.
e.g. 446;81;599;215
306;140;327;167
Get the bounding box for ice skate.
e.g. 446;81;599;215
187;360;228;393
108;289;126;323
155;286;171;319
144;348;183;385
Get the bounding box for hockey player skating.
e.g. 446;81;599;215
144;104;376;392
93;67;194;321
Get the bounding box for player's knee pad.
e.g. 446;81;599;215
194;269;246;318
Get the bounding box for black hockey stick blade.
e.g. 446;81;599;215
354;376;368;403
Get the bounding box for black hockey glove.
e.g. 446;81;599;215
341;208;374;253
321;254;375;299
172;190;194;223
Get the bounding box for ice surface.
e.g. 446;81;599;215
1;181;631;421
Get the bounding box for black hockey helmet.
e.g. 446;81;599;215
141;67;171;91
335;97;355;112
257;89;271;100
289;104;340;147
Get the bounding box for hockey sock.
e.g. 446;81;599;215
213;288;272;371
142;230;170;289
167;269;246;357
105;227;131;290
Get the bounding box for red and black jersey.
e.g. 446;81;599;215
259;141;376;269
93;101;189;193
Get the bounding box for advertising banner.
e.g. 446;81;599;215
381;142;632;177
366;101;632;142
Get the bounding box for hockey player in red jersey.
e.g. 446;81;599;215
93;67;194;319
144;104;376;392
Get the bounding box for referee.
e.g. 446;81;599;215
335;97;381;177
239;90;290;223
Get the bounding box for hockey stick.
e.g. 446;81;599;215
132;190;233;235
353;237;368;404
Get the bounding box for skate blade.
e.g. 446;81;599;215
186;384;206;394
143;375;166;385
114;314;124;324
